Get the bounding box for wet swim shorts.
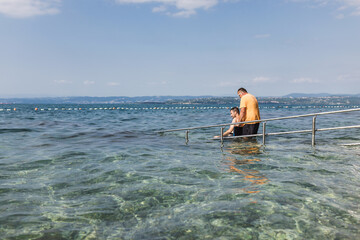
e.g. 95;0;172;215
242;123;259;136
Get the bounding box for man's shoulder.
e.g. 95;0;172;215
242;93;253;100
245;93;257;100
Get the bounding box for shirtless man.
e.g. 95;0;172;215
214;107;243;138
237;88;260;135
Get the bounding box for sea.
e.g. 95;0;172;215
1;103;359;240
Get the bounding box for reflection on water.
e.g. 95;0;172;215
222;140;269;197
226;139;262;155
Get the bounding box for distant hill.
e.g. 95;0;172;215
284;93;360;98
173;96;360;106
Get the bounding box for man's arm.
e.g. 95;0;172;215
223;121;235;136
214;119;235;138
239;107;246;126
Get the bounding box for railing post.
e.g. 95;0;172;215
262;121;266;145
220;127;224;147
185;130;189;145
312;116;316;147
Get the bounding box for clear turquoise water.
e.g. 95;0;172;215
1;104;359;239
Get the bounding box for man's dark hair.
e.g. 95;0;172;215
230;107;240;114
237;88;247;93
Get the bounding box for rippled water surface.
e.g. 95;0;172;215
1;104;359;239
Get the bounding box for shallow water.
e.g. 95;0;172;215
1;104;359;239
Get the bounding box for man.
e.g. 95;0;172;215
214;107;243;138
237;88;260;136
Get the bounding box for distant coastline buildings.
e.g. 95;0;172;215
0;94;360;105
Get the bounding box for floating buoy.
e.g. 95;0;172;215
35;108;38;111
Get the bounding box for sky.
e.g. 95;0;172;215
0;0;360;97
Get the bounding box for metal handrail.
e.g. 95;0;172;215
223;125;360;138
156;108;360;133
157;108;360;147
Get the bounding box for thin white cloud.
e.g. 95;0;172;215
336;13;345;19
341;0;360;16
292;77;319;83
83;80;96;85
115;0;218;17
0;0;61;18
288;0;360;17
152;5;167;12
287;0;328;6
128;0;360;17
3;0;359;19
337;74;359;82
54;79;72;84
107;82;121;86
171;9;196;17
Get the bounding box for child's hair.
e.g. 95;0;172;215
230;107;239;114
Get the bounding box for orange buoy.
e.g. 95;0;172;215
35;108;38;111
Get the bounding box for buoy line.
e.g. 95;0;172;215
0;105;359;113
32;106;231;111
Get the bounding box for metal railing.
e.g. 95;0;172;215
156;108;360;147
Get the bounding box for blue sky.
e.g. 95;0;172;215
0;0;359;97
